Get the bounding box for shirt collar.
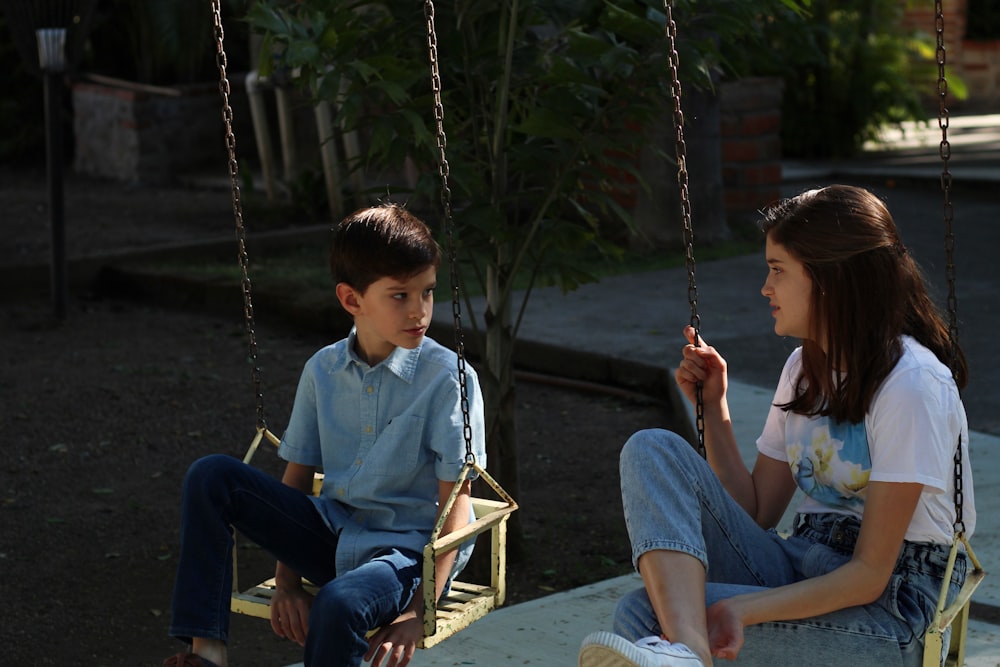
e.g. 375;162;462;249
336;327;421;383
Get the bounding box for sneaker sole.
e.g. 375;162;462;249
579;642;644;667
579;631;703;667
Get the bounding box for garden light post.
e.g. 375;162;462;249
0;0;95;320
37;26;68;320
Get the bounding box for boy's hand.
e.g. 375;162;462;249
270;584;313;646
364;610;421;667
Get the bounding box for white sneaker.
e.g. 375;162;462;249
579;631;704;667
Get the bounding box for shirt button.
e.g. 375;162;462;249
366;386;374;394
365;425;373;433
355;458;362;466
337;488;345;497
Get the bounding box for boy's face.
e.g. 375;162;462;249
343;265;437;366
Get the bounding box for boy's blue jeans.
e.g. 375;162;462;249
615;429;966;667
168;454;422;666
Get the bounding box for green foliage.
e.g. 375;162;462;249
672;0;808;86
244;0;797;301
83;0;250;84
0;11;43;163
749;0;948;158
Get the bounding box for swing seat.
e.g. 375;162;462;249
922;535;987;667
229;428;517;648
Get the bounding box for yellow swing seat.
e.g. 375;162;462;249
922;533;987;667
228;428;518;648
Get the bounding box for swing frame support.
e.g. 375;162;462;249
923;534;986;667
923;1;988;663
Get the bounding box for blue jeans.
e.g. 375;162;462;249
614;429;966;667
168;454;422;666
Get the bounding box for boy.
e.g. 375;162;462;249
163;203;486;667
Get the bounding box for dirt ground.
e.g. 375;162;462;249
0;165;678;666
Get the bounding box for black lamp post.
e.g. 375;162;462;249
0;1;95;320
39;26;69;319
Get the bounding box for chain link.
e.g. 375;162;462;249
664;1;704;457
424;0;475;463
934;0;964;535
212;0;267;432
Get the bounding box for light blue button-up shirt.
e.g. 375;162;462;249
278;329;486;578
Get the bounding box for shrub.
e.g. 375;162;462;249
748;0;942;158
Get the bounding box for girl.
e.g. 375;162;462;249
579;185;975;667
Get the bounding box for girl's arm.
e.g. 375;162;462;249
708;480;923;658
676;327;797;523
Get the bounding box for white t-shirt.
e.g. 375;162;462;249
757;336;975;544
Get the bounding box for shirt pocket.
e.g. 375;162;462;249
367;414;427;476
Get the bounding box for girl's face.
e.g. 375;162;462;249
761;237;815;342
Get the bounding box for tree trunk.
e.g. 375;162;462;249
478;262;525;565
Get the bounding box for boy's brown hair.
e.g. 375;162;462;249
330;203;441;293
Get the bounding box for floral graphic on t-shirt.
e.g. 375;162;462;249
787;419;872;513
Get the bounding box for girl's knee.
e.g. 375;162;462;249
620;428;691;470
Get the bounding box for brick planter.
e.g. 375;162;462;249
961;40;1000;108
719;77;785;225
72;75;233;184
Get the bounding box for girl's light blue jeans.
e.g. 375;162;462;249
168;454;422;667
615;429;966;667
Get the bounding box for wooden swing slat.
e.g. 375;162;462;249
230;577;319;618
229;574;502;631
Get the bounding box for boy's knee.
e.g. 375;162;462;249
183;454;241;495
311;581;360;628
187;452;238;477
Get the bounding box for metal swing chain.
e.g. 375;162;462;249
664;1;705;457
424;0;475;464
211;0;267;433
935;0;965;535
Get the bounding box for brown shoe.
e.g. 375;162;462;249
162;653;220;667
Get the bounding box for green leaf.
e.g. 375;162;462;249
600;2;663;45
513;108;583;140
244;4;291;36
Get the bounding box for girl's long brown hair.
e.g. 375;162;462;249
760;185;967;423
